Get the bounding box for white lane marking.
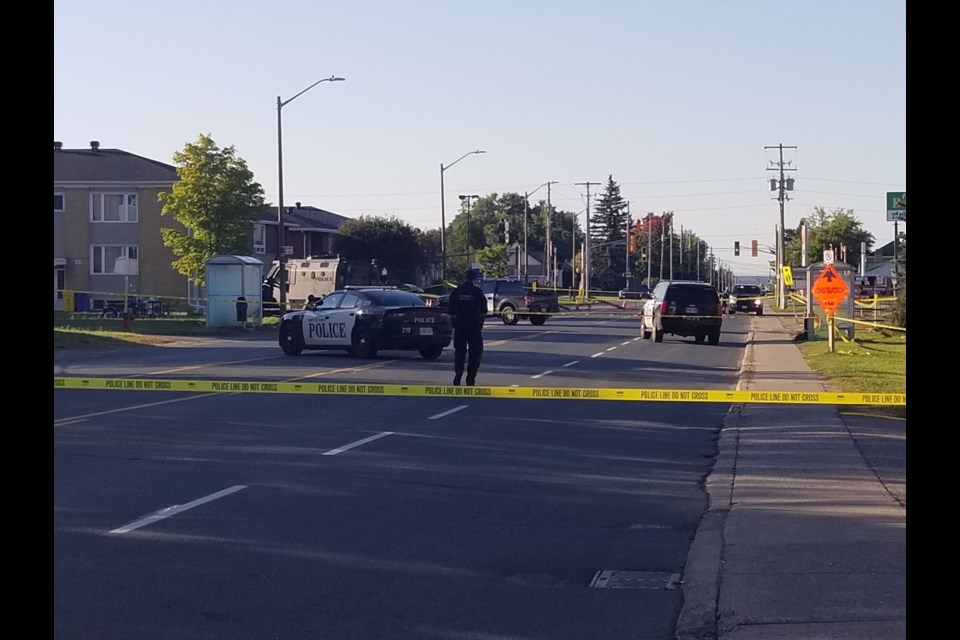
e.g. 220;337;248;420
531;370;554;379
605;346;617;351
428;405;469;420
110;485;247;535
621;341;631;346
590;352;604;358
633;337;641;341
510;384;520;388
323;431;394;456
562;361;579;367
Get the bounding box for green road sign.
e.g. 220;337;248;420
886;191;906;222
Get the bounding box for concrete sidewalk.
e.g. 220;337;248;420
676;314;906;640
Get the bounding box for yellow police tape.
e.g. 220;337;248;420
53;377;905;406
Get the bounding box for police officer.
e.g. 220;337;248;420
448;269;487;386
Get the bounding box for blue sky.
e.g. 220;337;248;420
54;0;905;278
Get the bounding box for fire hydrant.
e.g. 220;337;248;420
122;308;134;332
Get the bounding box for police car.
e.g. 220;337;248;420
278;287;453;359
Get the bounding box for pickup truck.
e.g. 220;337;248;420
435;279;561;325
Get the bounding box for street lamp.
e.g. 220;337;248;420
440;149;485;283
524;182;553;283
277;75;345;311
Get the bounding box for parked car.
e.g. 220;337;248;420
618;285;652;300
278;287;452;359
727;284;764;315
641;280;723;345
435;279;560;325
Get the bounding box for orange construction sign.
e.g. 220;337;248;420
811;264;849;316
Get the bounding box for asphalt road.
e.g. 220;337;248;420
54;314;751;640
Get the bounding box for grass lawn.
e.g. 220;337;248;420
53;313;278;350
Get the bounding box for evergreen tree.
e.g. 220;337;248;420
589;175;629;292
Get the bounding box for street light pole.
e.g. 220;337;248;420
277;75;345;311
440;149;485;283
523;182;554;284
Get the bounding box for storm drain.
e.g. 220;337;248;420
589;570;681;590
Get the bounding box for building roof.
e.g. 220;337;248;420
53;142;178;184
256;204;350;232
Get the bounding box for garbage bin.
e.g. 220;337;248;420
236;296;249;323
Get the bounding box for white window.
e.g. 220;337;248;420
91;245;139;274
54;193;64;212
91;193;138;222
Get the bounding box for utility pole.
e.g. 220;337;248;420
575;181;600;297
696;239;700;282
659;214;665;282
545;181;558;285
766;143;797;308
667;212;674;280
625;203;631;291
646;212;653;289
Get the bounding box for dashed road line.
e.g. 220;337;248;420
322;431;394;456
531;371;554;379
428;405;469;420
562;361;579;367
110;485;247;534
590;352;604;358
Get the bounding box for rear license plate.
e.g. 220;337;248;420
685;306;699;314
419;327;434;336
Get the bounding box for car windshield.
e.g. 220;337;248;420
364;290;426;307
733;286;762;296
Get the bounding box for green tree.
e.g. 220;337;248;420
159;134;265;284
336;215;424;284
416;228;443;285
589;175;629;293
786;207;874;267
476;244;509;278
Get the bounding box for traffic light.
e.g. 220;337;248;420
751;240;758;257
734;241;740;256
497;220;505;244
628;232;637;253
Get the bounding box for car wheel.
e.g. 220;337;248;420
654;328;664;343
727;307;735;314
708;328;720;345
351;327;378;358
529;315;547;326
279;324;303;356
102;307;119;319
419;346;443;360
695;333;706;343
500;304;519;325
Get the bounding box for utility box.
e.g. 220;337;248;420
204;255;264;328
807;260;856;340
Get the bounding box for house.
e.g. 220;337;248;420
54;141;182;311
253;203;350;263
54;141;354;312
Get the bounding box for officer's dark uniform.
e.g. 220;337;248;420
448;270;487;386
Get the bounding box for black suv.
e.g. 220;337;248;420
641;280;723;345
726;284;764;315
